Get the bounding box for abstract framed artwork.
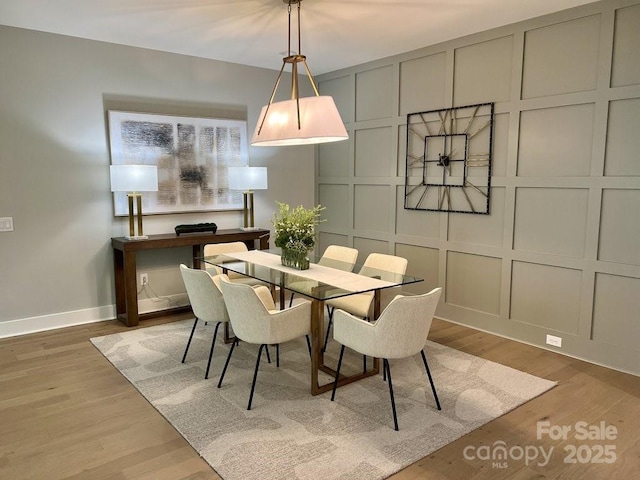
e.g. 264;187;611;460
108;111;248;216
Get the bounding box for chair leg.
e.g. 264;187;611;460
181;318;199;363
305;335;312;357
384;359;399;431
420;350;441;410
322;307;334;353
331;345;346;401
363;355;367;373
265;344;271;364
276;344;280;368
289;292;295;307
205;322;222;379
248;344;266;410
217;337;237;388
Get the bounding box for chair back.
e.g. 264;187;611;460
373;288;442;359
203;241;249;278
359;253;408;281
359;253;409;311
203;241;249;256
218;277;271;344
179;264;228;323
318;245;359;271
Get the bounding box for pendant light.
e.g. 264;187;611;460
251;0;348;147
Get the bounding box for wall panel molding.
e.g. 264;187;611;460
316;0;640;375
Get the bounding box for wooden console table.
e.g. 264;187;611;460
111;228;270;327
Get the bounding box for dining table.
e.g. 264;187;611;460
201;248;423;395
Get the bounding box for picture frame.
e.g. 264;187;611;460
108;110;248;216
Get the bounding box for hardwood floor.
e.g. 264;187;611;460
1;315;638;479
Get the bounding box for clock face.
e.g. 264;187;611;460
404;103;494;214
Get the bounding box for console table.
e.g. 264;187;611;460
111;228;270;327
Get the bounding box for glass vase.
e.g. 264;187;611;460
281;247;310;270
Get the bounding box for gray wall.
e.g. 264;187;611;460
0;26;315;333
1;0;637;375
316;0;640;375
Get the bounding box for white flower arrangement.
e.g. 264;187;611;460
272;202;325;269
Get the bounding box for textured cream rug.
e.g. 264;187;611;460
91;318;555;480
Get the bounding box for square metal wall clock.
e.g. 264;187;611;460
404;102;494;214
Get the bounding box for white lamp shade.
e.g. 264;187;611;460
110;165;159;192
251;96;348;147
228;167;268;191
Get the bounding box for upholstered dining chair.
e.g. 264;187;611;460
217;277;312;410
288;245;359;307
330;287;443;431
203;241;264;286
323;253;408;351
179;264;230;380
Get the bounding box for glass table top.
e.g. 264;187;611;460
200;249;423;302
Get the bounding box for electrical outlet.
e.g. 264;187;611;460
0;217;14;232
140;273;149;286
546;334;562;348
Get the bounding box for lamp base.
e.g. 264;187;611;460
125;235;149;240
240;226;262;231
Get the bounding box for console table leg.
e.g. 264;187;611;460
123;250;139;327
113;249;126;317
192;245;203;269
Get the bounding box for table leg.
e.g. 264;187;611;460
223;323;236;344
308;295;381;395
310;299;324;395
279;279;285;310
372;290;381;371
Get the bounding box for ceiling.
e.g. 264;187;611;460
0;0;597;74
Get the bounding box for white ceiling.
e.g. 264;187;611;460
0;0;597;74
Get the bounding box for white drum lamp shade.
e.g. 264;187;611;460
110;165;159;193
109;165;158;239
228;166;268;191
228;167;268;230
251;96;348;147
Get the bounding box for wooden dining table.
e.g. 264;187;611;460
201;249;423;395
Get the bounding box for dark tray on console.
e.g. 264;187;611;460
175;223;218;236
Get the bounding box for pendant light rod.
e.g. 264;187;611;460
295;1;300;56
257;0;317;134
251;0;348;146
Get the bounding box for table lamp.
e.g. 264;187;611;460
110;165;159;239
228;166;268;230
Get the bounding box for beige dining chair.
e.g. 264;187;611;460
203;241;265;286
217;277;312;410
330;287;442;431
179;264;230;380
323;252;408;351
288;245;359;307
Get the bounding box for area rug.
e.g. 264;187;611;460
91;318;556;480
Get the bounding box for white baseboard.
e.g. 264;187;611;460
0;305;116;339
0;294;191;339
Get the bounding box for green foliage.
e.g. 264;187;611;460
272;201;325;253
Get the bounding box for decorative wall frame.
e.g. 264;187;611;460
404;102;494;214
108;111;248;216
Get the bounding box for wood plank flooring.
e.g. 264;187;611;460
0;315;638;479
